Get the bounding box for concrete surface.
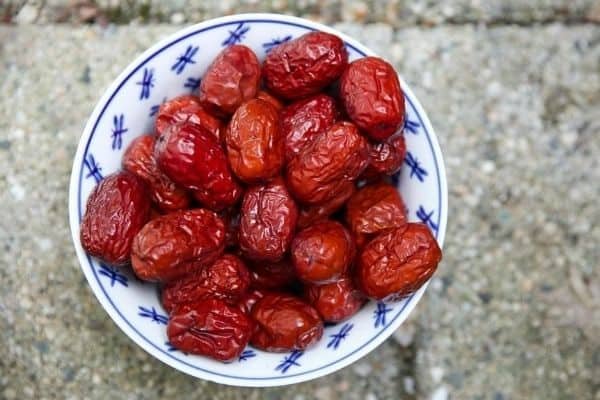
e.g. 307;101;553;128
0;20;599;400
4;0;600;25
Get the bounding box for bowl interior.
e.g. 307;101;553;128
69;13;447;387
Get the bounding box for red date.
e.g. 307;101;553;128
239;179;298;262
155;94;222;140
363;133;406;179
161;254;250;314
80;171;151;266
291;220;354;284
131;209;225;282
225;99;284;183
286;121;369;205
346;182;407;247
155;122;242;210
199;45;261;116
340;57;405;141
167;299;253;361
281;94;338;162
250;293;323;351
263;32;348;100
123;134;190;212
304;277;365;322
356;223;442;300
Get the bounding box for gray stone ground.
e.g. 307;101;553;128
0;12;599;400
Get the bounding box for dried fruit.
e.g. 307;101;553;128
250;293;323;351
363;133;406;179
281;94;338;162
155;94;222;140
286;121;369;205
304;277;365;322
155;122;242;210
248;259;297;290
263;32;348;99
340;57;405;140
122;134;190;212
199;45;261;116
167;299;253;361
162;254;250;314
256;90;284;111
131;209;225;282
239;179;298;262
225;99;284;183
346;182;407;247
80;171;150;266
291;220;354;284
356;223;442;300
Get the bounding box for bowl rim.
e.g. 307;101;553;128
68;12;448;387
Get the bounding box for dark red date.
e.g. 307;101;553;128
161;254;250;314
363;133;406;179
155;122;242;211
263;32;348;100
123;134;190;212
356;223;442;300
199;45;261;116
256;90;284;111
281;94;338;162
237;288;266;315
155;95;222;140
286;121;369;205
291;220;354;284
225;99;284;183
239;179;298;262
340;57;405;141
250;293;323;352
167;299;253;361
346;182;407;247
80;171;151;266
304;277;365;322
131;209;225;282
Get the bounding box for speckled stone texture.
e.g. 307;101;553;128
0;23;599;400
5;0;600;25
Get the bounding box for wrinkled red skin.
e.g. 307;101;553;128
304;277;365;322
167;299;253;361
161;254;250;314
122;135;190;212
346;182;408;247
248;259;297;290
80;171;151;266
199;45;261;116
250;293;323;352
131;209;225;282
281;94;338;162
155;122;242;210
239;179;298;262
291;220;355;284
155;95;222;140
286;121;369;205
256;90;284;111
263;32;348;100
340;57;405;141
297;181;355;229
356;223;442;300
237;288;267;314
225;99;284;183
362;133;407;179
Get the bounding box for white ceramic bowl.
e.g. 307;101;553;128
68;13;447;387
